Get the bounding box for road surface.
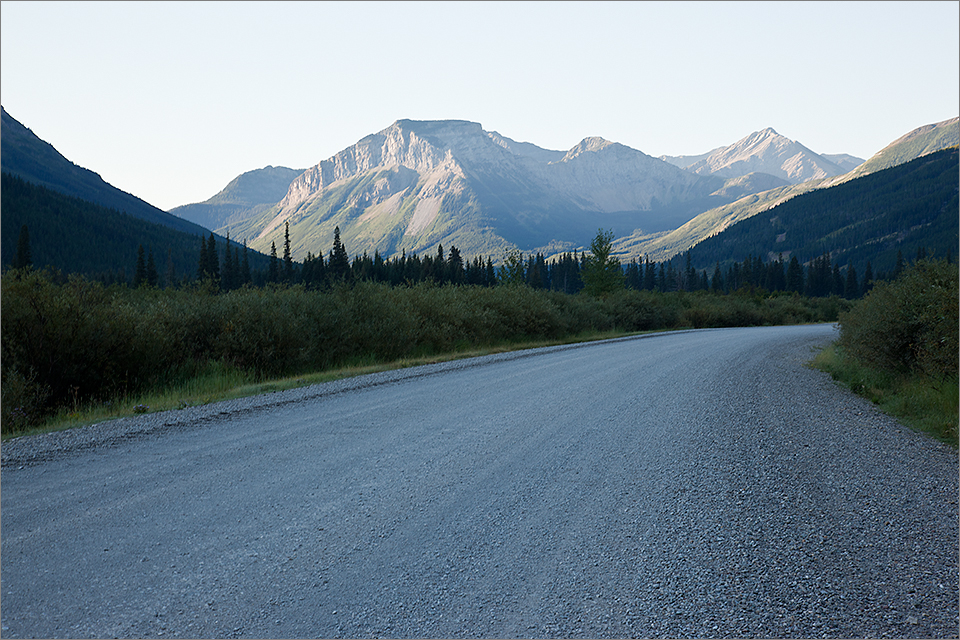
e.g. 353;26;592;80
1;324;957;638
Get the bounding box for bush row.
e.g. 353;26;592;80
1;268;847;433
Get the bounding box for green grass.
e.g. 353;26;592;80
812;343;959;447
1;328;642;441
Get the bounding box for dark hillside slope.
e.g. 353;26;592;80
688;148;959;275
1;107;210;237
1;173;270;282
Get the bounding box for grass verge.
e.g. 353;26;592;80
1;328;639;441
812;343;959;448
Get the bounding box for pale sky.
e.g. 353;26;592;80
2;1;958;211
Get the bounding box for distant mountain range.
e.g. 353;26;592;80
175;117;955;266
616;116;959;262
687;147;958;276
2;104;957;281
174;121;881;264
660;127;861;183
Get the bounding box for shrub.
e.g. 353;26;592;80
838;259;958;380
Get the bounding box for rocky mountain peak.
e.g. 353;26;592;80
685;128;846;184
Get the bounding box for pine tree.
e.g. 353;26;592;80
14;224;31;269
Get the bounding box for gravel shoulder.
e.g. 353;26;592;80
1;324;957;639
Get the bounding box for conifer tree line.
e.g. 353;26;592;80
11;208;933;300
191;220;944;300
173;222;940;299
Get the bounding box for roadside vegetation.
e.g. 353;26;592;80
813;259;959;446
2;264;846;437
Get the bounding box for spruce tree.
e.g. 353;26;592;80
208;233;220;282
581;229;625;297
146;249;159;287
844;265;859;299
241;241;252;285
14;224;31;269
134;244;147;287
328;226;351;281
861;262;874;296
269;241;279;283
786;255;804;293
165;248;176;288
283;222;294;283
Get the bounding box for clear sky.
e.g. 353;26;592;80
2;1;958;211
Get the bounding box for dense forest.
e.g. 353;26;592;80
686;148;959;276
0;173;271;284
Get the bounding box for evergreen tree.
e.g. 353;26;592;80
197;236;209;280
786;255;804;293
197;233;220;282
499;249;526;285
832;263;844;297
283;222;294;283
844;264;859;299
241;241;252;286
581;228;625;297
447;245;464;284
14;224;32;269
683;251;696;291
146;249;159;287
165;248;176;288
328;226;351;281
134;244;147;287
861;261;874;296
643;257;656;290
625;259;642;290
711;262;724;292
268;241;279;283
485;257;497;287
894;249;905;277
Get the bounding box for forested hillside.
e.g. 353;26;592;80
686;148;959;275
0;173;270;283
1;107;211;237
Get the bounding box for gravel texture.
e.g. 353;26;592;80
1;324;957;638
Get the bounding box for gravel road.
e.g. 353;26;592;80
1;324;957;638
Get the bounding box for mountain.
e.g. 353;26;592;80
674;127;854;184
821;153;865;172
168;165;303;231
1;107;211;238
685;147;959;276
617;117;959;262
840;116;959;180
1;107;272;280
209;119;753;261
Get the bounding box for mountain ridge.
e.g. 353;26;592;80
1;106;212;239
616;117;960;262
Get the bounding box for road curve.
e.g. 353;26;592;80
1;324;957;638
